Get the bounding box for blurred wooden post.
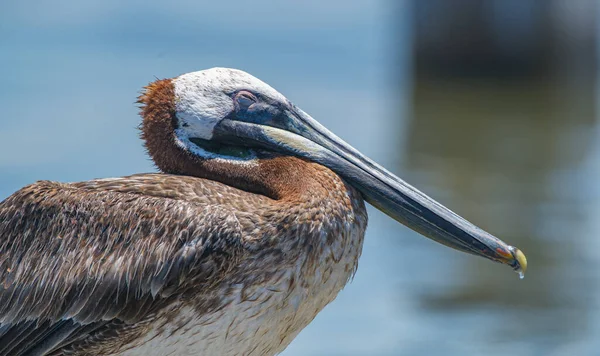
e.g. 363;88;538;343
412;0;597;82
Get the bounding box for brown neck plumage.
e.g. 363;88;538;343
137;78;323;201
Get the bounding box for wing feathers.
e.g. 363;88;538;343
0;176;245;354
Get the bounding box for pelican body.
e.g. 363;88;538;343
0;68;526;355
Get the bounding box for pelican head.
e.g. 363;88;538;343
141;67;527;276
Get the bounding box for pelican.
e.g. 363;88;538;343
0;68;526;356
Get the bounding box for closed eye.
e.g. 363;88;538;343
235;91;257;110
